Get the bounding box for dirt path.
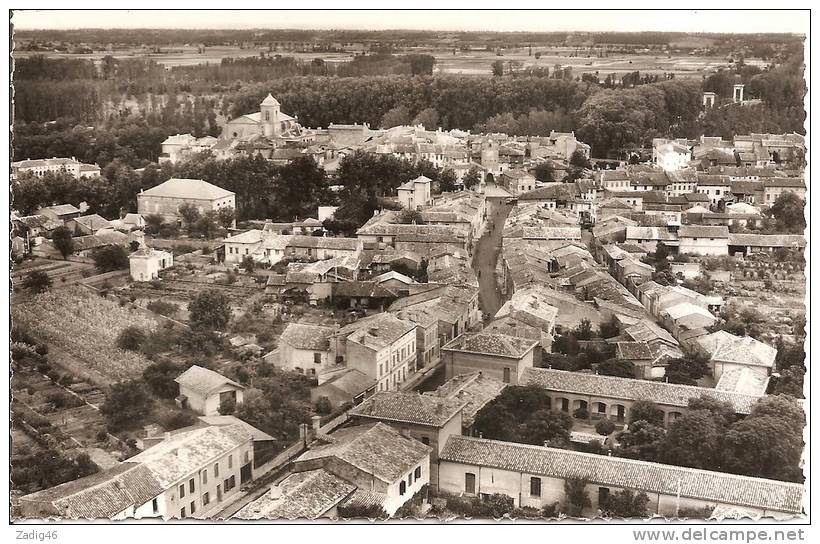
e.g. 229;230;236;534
472;196;512;318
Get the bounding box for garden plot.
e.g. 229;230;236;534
12;286;158;384
12;368;124;466
12;258;94;286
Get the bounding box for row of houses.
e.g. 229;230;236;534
19;360;800;520
596;166;805;208
242;375;799;518
651;132;805;172
624;225;806;256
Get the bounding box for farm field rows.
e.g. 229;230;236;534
12;286;159;384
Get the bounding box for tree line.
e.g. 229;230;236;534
13;48;805;165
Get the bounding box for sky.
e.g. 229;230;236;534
11;9;809;34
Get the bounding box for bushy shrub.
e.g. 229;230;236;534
116;326;147;351
595;418;617;436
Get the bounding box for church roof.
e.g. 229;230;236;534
261;93;280;106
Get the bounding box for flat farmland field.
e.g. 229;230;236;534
13;44;763;77
432;47;762;77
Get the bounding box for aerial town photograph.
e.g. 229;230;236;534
6;6;811;537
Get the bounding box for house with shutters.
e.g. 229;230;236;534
332;313;418;392
19;424;255;520
236;423;431;518
272;323;337;377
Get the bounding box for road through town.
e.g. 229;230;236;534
472;194;512;318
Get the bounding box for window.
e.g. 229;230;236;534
152;498;159;514
421;436;430;446
189;479;195;493
190;501;196;514
228;455;233;469
414;466;421;479
179;484;185;499
203;493;210;506
530;477;542;498
408;472;413;485
465;473;476;495
214;463;219;478
503;367;511;384
598;487;610;505
399;480;407;495
224;476;236;492
202;470;208;485
314;352;322;364
180;507;186;518
244;451;250;464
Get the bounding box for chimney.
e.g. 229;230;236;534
311;415;321;435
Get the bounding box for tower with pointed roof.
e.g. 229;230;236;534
260;93;281;137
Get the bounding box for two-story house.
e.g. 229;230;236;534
137;178;235;223
333;313;418;392
441;332;538;385
348;391;465;488
18;424;254;520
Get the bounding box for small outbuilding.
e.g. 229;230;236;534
175;365;246;416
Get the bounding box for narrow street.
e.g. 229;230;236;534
472;193;513;318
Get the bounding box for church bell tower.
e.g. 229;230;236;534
260;93;281;137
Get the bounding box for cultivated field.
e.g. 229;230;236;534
12;286;159;384
12;44;762;78
431;47;745;77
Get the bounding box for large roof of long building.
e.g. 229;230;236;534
521;367;762;415
140;178;234;200
349;391;465;427
439;436;803;514
18;462;164;520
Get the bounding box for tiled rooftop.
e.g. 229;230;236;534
279;323;335;351
175;365;245;397
430;372;507;427
18;463;164;520
140;178;234;200
234;469;355;520
521;367;762;414
338;313;416;350
349;391;465;427
442;332;538;359
130;424;253;488
296;423;431;483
